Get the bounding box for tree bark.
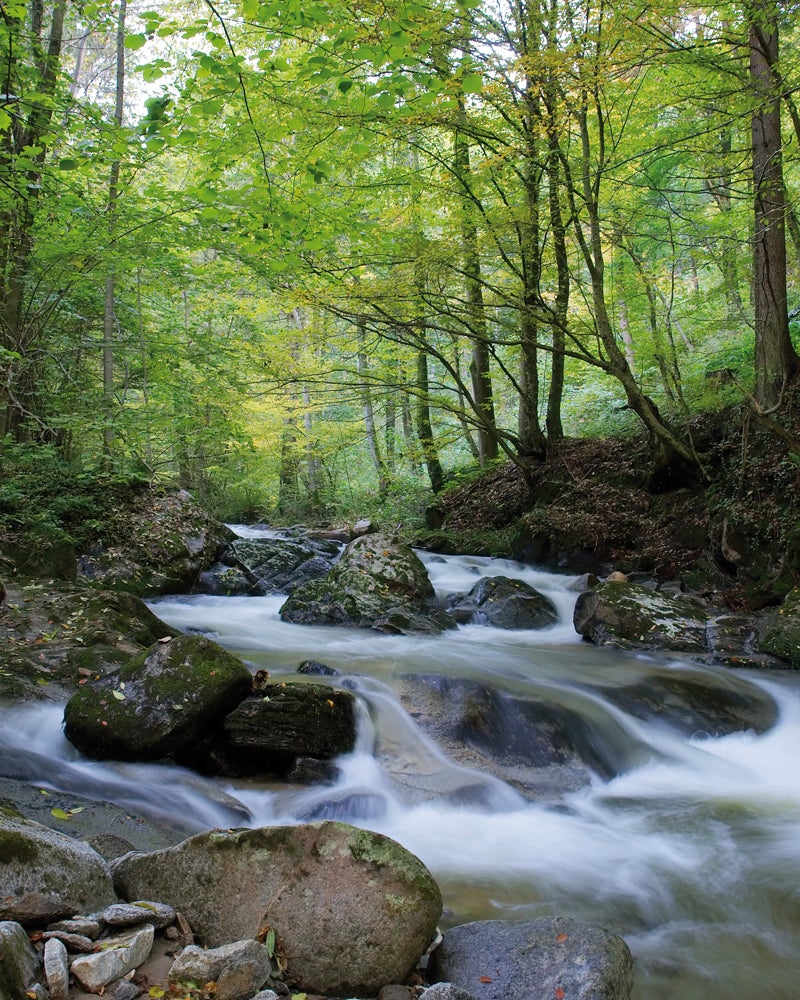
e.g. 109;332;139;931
748;5;799;407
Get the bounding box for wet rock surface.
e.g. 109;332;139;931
430;917;634;1000
279;533;452;634
446;575;558;629
63;634;252;763
200;535;341;596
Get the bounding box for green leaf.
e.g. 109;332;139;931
50;808;72;820
112;689;125;700
124;34;148;50
337;78;354;93
461;73;483;94
58;158;79;170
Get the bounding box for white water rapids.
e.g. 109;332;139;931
4;536;800;998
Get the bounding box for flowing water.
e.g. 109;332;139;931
4;534;800;998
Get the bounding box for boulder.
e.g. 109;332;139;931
216;683;357;776
0;922;40;1000
429;917;633;1000
757;588;800;667
446;576;558;629
63;635;252;762
0;580;176;702
0;804;116;923
279;533;444;632
76;489;232;596
574;581;707;653
112;821;442;997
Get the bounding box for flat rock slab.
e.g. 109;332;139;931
430;917;633;1000
70;925;155;993
112;821;441;997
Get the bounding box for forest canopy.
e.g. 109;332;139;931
1;0;799;521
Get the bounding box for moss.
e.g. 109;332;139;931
0;829;38;864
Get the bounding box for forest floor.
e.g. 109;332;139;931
422;395;800;611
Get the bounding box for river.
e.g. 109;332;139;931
5;534;800;998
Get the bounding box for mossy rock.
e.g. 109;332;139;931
574;581;707;653
0;806;115;923
63;634;252;761
279;533;444;631
758;588;800;667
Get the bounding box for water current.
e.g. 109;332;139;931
4;527;800;998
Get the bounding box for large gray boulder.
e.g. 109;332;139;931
0;804;116;923
112;821;442;997
279;533;451;633
63;634;252;762
574;582;707;653
446;575;558;629
430;917;633;1000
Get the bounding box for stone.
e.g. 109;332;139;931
0;921;40;1000
113;821;442;997
170;941;272;1000
109;980;142;1000
0;806;116;923
44;938;71;1000
446;575;558;629
757;588;800;668
76;489;232;597
429;917;633;1000
42;930;97;953
47;918;102;939
279;533;444;632
70;925;155;993
103;902;175;929
378;986;420;1000
574;581;707;653
422;986;477;1000
250;992;279;1000
63;634;252;762
219;684;357;775
297;660;339;676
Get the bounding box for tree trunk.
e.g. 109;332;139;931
102;0;127;457
415;349;444;493
357;321;389;496
454;102;499;465
749;5;799;407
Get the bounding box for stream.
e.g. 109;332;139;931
4;532;800;998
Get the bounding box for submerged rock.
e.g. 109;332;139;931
112;821;442;997
430;917;634;1000
63;634;252;762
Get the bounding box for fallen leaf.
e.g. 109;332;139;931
555;988;565;999
556;933;568;943
479;976;493;983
